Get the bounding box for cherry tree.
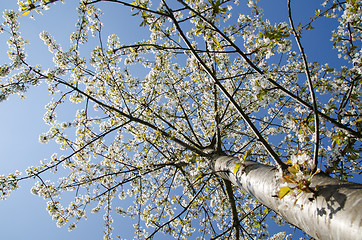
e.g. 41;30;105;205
0;0;361;239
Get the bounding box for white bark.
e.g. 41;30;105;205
212;155;362;240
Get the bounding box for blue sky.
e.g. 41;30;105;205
0;0;356;239
0;1;140;239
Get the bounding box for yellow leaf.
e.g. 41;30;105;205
22;10;31;16
19;1;27;10
282;174;295;183
234;163;241;175
19;1;26;7
284;159;293;165
243;149;252;160
278;186;290;199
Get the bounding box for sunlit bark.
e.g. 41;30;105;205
212;154;362;240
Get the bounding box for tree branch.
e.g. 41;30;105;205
164;3;287;169
223;179;241;240
288;0;320;170
176;0;362;139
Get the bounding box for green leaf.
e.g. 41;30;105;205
278;186;290;199
257;92;263;100
212;37;220;47
355;117;362;123
288;165;299;175
195;172;204;181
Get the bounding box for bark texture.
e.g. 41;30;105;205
211;154;362;240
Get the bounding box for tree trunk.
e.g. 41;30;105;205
211;154;362;240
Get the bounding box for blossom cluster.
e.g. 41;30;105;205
0;171;21;200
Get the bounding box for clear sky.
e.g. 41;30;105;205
0;1;143;239
0;0;355;239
